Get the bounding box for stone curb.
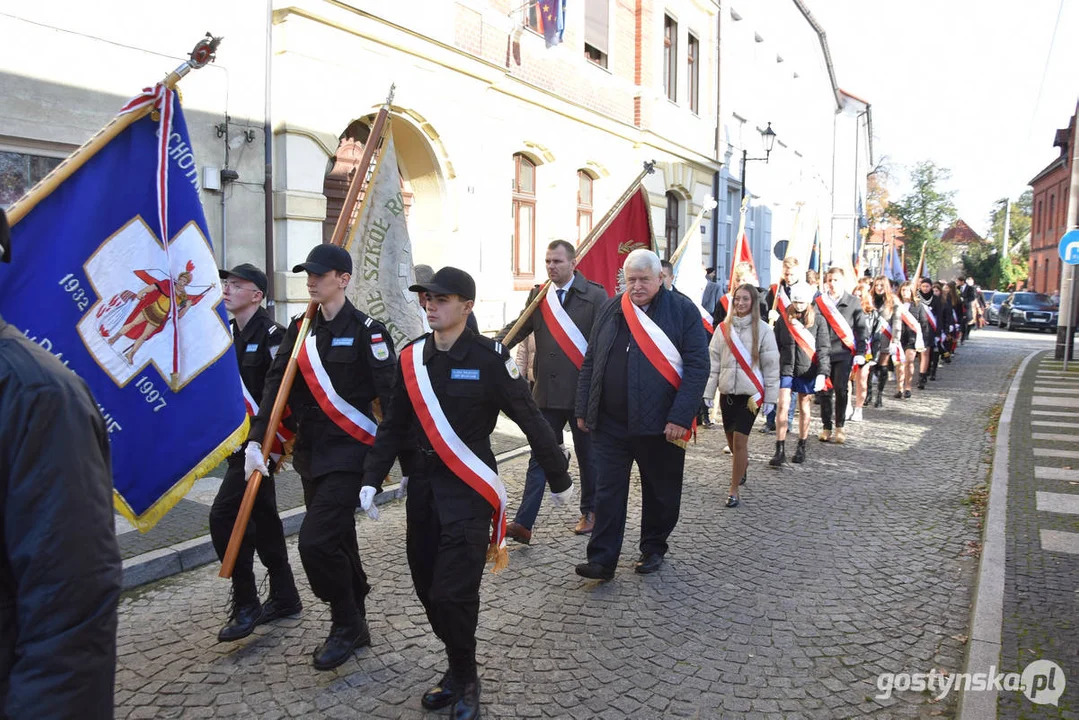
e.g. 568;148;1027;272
121;444;533;590
955;349;1040;719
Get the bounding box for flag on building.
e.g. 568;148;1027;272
727;230;756;293
0;86;248;531
534;0;565;48
575;185;654;296
807;229;820;274
672;229;713;334
345;126;426;349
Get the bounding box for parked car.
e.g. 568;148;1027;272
987;292;1008;324
980;289;995;307
998;292;1059;332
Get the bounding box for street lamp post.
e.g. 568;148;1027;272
741;122;777;202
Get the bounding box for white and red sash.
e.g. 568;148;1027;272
924;306;942;342
621;293;693;441
951;309;960;333
814;294;856;354
296;334;378;445
696;303;714;334
880;322;903;363
622;291;683;389
719;322;765;408
538;286;587;369
400;339;509;570
787;317;833;390
718;293;730;315
240;384;295;462
787;317;818;360
899;303;926;351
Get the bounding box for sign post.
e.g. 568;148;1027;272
1057;229;1079;370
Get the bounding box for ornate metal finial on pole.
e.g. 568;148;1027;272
644;160;656;174
386;83;396;106
165;33;222;88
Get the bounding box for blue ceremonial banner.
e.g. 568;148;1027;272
0;91;248;531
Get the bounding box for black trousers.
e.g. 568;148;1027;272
209;454;290;602
929;346;939;376
406;469;489;684
818;352;854;430
297;469;369;612
587;425;686;569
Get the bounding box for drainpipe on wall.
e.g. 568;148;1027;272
711;2;722;270
263;0;276;313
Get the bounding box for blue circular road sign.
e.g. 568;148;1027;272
1059;229;1079;265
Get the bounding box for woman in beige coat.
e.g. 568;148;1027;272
704;284;781;507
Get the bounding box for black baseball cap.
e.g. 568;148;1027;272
292;243;352;275
218;262;267;294
0;208;10;264
409;266;476;301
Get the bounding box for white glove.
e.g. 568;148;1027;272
704;397;714;409
853;354;866;367
244;442;269;478
359;486;380;520
399;476;409;493
560;444;571;464
760;402;775;416
813;375;827;392
768;309;780;323
549;483;575;507
889;342;901;357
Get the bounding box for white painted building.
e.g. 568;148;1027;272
0;0;869;327
717;0;871;285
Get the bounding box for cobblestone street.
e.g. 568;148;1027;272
115;330;1032;718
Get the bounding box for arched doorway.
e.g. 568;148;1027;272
322;114;446;258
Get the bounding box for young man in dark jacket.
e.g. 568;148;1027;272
495;240;608;540
815;267;867;444
0;209;122;718
574;249;709;580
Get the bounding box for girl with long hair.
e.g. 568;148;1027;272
850;278;875;419
896;280;930;398
770;282;830;466
705;284;780;507
869;276;901;407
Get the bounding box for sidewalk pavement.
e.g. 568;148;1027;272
118;416;532;589
961;350;1079;719
114;329;1029;718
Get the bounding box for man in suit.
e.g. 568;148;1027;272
496;240;608;540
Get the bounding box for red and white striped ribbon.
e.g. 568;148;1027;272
296;335;378;445
538;287;587;369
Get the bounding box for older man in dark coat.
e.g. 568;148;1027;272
574;249;710;580
496;240;609;540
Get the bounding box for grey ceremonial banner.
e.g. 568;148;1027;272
345;129;426;350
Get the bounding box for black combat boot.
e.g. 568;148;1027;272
260;566;303;623
312;600;370;671
422;670;460;710
791;439;807;464
768;440;786;468
452;677;482;720
874;375;886;408
217;579;262;642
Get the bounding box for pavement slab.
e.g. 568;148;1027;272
113;329;1038;718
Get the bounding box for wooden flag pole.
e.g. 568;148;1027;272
668;198;717;267
500;160;655;346
6;34;222;227
913;239;928;282
220;88;394;579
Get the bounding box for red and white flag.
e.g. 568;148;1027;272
575;185;655;297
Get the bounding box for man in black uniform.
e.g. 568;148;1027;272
0;209;122;717
246;243;396;671
209;263;302;642
361;267;572;720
